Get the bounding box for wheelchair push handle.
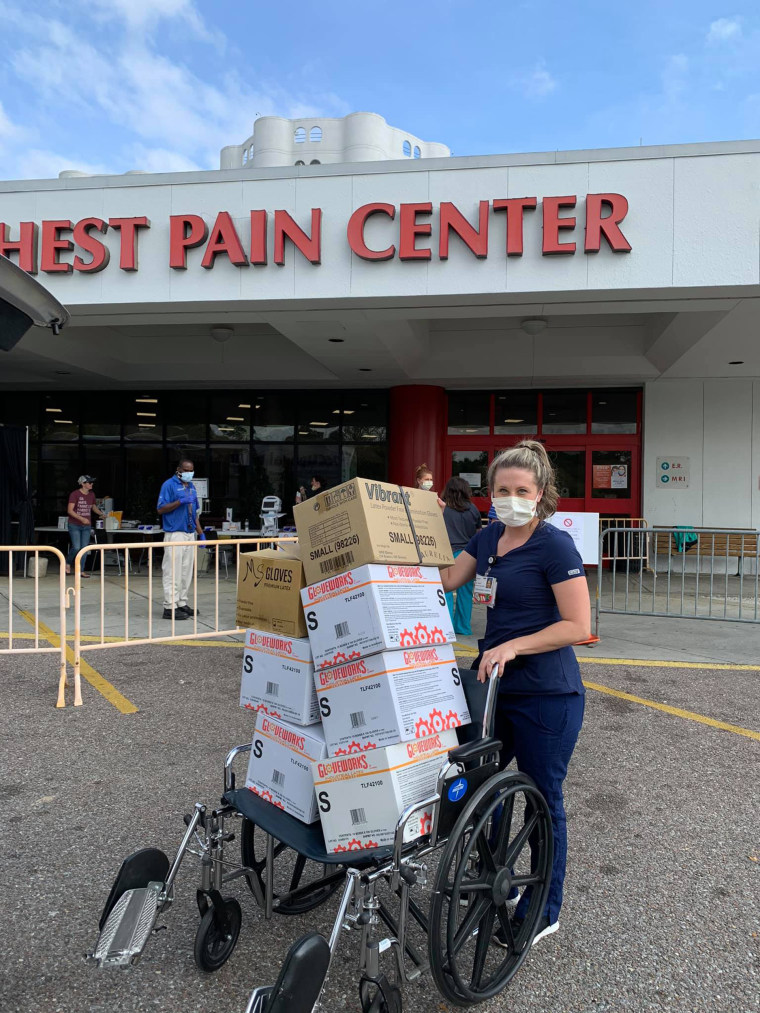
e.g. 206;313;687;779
482;662;500;739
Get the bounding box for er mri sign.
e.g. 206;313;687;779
657;457;690;489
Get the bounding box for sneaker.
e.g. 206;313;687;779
530;915;559;945
493;913;558;949
163;608;189;620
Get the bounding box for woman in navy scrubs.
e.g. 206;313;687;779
441;440;590;946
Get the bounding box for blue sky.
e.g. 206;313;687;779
0;0;759;179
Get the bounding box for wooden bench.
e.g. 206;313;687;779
652;529;758;559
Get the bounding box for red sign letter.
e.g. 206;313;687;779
492;197;538;256
73;218;110;273
250;210;267;265
585;193;632;253
346;203;396;261
200;212;248;269
0;222;39;274
439;201;489;260
108;217;150;271
274;209;322;265
40;220;74;273
169;215;208;269
399;203;432;261
542;196;576;255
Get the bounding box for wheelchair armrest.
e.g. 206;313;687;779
448;736;502;767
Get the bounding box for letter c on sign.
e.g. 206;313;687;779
347;203;396;261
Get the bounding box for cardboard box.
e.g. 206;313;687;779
236;545;308;637
241;628;319;726
301;563;455;669
245;714;327;824
294;478;454;584
312;729;458;852
315;644;470;754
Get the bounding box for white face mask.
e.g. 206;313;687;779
493;495;538;527
179;471;194;482
420;480;433;491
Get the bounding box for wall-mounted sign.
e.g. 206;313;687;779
0;193;632;276
458;472;482;490
657;457;689;488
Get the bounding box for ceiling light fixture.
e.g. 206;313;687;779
136;412;156;417
217;426;234;432
211;326;234;343
238;403;251;408
310;421;329;426
520;317;548;336
136;397;158;403
503;418;525;424
54;419;74;424
138;423;156;428
255;403;261;409
45;408;62;413
54;370;71;375
332;409;341;415
344;410;354;415
226;416;245;421
298;430;309;435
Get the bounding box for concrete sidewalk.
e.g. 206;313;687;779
2;567;758;667
457;599;760;667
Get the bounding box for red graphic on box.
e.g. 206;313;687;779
334;739;378;755
244;702;282;719
319;649;363;670
399;623;447;647
333;838;380;853
419;811;433;835
414;708;463;738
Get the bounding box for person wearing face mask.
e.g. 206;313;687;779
441;440;590;949
157;458;206;621
415;463;446;508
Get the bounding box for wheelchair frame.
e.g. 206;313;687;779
91;668;554;1012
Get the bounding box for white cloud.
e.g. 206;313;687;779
515;61;557;100
0;0;350;179
707;17;742;43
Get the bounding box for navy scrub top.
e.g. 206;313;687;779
464;520;585;696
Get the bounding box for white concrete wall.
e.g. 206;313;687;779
643;378;760;529
4;144;760;310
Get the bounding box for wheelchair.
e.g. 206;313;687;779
90;665;553;1012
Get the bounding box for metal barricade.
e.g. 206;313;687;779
71;535;297;701
0;544;72;708
596;526;760;634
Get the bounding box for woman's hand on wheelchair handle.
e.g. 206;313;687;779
477;642;518;682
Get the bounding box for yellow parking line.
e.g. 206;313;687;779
580;655;760;672
19;612;138;715
453;642;759;741
583;680;760;742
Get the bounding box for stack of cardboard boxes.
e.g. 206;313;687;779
237;478;471;853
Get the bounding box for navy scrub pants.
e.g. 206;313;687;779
494;691;585;924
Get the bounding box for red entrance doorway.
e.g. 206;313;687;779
445;388;642;518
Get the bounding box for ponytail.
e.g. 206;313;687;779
487;440;559;519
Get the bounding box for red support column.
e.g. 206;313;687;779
388;385;447;489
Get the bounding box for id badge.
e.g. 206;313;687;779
473;574;497;608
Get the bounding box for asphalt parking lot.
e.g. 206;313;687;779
2;642;759;1013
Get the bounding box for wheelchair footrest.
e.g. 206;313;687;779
246;932;330;1013
91;882;163;968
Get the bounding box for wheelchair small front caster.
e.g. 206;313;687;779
359;974;402;1013
193;896;241;972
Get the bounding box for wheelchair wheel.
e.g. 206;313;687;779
193;896;241;972
428;770;553;1006
240;817;346;915
359;975;403;1013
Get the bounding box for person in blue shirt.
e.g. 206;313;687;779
441;439;590;948
157;458;206;621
